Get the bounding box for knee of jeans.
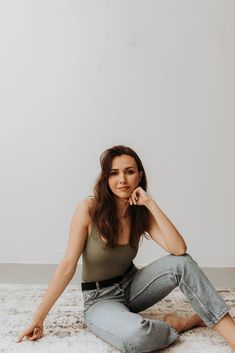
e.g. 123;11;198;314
173;252;198;271
125;319;175;352
167;252;195;270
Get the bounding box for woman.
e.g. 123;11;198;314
17;145;235;352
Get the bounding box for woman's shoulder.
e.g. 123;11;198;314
79;197;96;235
72;197;96;232
78;196;96;215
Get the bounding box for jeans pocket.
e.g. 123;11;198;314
116;283;124;294
83;289;99;304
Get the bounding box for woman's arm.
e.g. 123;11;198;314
146;198;187;256
17;198;92;342
128;187;187;256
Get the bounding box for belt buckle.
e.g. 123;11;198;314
95;281;100;290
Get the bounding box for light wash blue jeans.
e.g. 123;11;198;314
82;253;229;353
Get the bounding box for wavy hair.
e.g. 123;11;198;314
90;145;152;248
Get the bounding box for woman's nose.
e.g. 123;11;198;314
119;173;127;182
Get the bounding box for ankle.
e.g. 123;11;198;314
163;314;187;333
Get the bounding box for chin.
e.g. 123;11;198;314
114;193;129;200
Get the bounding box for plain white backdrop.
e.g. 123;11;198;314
0;0;234;266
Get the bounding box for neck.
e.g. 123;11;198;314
115;197;130;219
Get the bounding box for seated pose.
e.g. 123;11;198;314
17;145;235;352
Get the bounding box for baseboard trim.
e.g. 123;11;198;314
0;263;235;287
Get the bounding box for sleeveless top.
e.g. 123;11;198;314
81;223;139;282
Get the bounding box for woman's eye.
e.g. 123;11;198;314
110;170;135;176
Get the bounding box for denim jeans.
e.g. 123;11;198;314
82;253;229;353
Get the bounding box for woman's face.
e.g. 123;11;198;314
108;154;143;199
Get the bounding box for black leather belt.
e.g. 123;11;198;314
81;262;134;291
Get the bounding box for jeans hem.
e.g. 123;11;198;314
168;325;180;340
206;306;230;328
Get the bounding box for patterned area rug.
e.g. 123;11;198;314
0;283;234;353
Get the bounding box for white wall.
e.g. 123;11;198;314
0;0;234;267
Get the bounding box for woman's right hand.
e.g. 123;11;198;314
16;320;44;343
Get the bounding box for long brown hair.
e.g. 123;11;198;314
90;145;152;248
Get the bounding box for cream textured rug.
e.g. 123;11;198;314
0;283;234;353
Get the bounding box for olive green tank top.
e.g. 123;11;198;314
81;223;139;282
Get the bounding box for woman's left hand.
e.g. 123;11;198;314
127;186;151;206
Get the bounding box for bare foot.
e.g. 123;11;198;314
163;314;187;333
163;313;206;333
